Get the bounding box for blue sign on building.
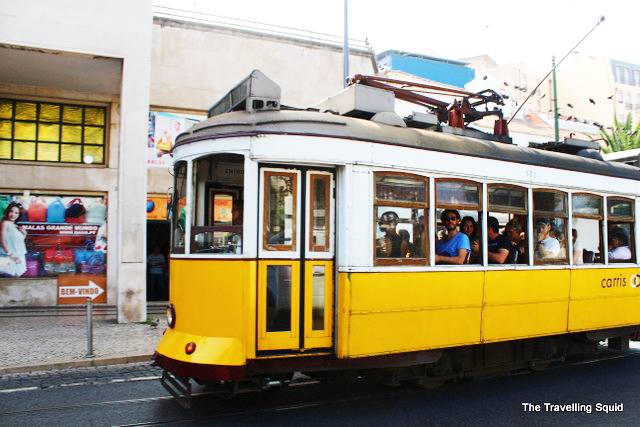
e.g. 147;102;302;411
377;50;475;88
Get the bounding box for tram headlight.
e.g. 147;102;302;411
185;342;196;355
166;304;176;329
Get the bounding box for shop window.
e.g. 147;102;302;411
0;193;107;279
170;161;187;254
607;198;635;263
488;184;528;264
191;154;244;254
572;194;603;264
0;99;106;164
435;179;480;265
374;172;428;266
533;190;568;265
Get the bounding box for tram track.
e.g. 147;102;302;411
2;348;638;424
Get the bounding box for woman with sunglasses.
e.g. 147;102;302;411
435;209;469;265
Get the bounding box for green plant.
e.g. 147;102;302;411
600;113;640;153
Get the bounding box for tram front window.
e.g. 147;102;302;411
191;154;244;254
170;161;187;254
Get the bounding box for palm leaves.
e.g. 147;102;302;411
600;113;640;153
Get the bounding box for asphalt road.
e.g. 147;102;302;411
1;348;639;426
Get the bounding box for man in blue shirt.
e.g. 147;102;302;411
435;209;470;265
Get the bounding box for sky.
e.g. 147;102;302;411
153;0;640;72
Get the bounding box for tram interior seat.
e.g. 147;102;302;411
583;249;595;264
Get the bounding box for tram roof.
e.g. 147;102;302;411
175;109;640;182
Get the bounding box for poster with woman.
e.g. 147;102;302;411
147;112;201;168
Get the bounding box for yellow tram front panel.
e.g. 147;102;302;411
482;269;571;342
155;259;256;365
337;271;484;358
569;267;640;332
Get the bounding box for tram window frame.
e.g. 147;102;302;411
374;172;429;266
607;197;635;263
435;178;481;265
533;189;568;265
571;193;604;265
309;173;331;252
263;170;298;252
170;160;188;254
488;184;528;265
190;154;245;255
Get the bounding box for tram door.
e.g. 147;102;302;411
257;167;335;352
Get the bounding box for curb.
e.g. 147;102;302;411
0;354;154;375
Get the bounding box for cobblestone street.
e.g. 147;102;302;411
0;362;162;392
0;305;165;374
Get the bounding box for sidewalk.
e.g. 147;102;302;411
0;303;166;375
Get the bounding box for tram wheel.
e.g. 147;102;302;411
529;361;552;372
413;377;447;389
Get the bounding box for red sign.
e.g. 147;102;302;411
57;274;106;304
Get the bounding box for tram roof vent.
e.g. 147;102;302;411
529;137;603;160
208;70;281;118
314;84;395;119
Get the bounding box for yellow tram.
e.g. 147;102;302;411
153;71;640;406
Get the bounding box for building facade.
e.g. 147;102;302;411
556;55;640;129
0;0;153;322
0;4;377;320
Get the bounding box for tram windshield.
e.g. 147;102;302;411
170;161;187;254
191;153;244;254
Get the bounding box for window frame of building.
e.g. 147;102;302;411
624;68;631;85
0;98;107;164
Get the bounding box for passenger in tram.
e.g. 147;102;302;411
460;216;480;263
486;216;513;264
398;229;412;258
572;229;584;265
435;209;470;265
412;215;427;258
535;218;560;259
376;211;405;258
608;228;632;261
505;219;527;264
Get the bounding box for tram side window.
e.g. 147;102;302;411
435;179;481;265
572;194;603;264
191;154;244;254
607;198;635;263
374;173;428;266
488;185;528;264
170;161;187;254
533;190;568;265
